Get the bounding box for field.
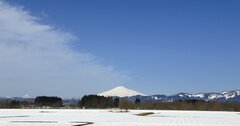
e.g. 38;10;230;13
0;109;239;126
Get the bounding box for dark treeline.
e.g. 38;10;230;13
0;95;240;111
78;95;240;111
117;99;240;111
0;96;63;108
35;96;63;107
79;95;119;108
0;100;33;108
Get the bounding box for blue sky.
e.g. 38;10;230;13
1;0;239;97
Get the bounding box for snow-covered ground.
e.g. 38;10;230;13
0;109;239;126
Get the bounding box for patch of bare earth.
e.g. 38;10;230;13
0;115;30;118
108;109;129;113
135;112;154;116
70;121;94;126
11;121;58;123
39;111;56;113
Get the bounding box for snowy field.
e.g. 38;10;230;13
0;109;239;126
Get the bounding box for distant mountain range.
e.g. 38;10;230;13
99;86;240;102
1;86;240;103
128;90;240;102
0;96;34;102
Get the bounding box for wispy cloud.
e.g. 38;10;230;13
0;1;129;97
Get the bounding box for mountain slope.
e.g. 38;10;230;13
129;90;240;102
98;86;146;97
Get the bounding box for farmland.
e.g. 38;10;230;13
0;109;239;126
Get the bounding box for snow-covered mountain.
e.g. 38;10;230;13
172;90;240;101
98;87;240;102
22;94;32;99
98;86;146;97
129;90;240;102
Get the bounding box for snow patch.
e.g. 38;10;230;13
192;93;205;98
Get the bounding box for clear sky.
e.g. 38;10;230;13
0;0;239;97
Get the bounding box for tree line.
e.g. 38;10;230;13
34;96;63;107
116;99;240;111
0;96;63;108
78;95;119;108
0;95;240;111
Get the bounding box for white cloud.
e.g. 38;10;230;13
0;1;129;97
